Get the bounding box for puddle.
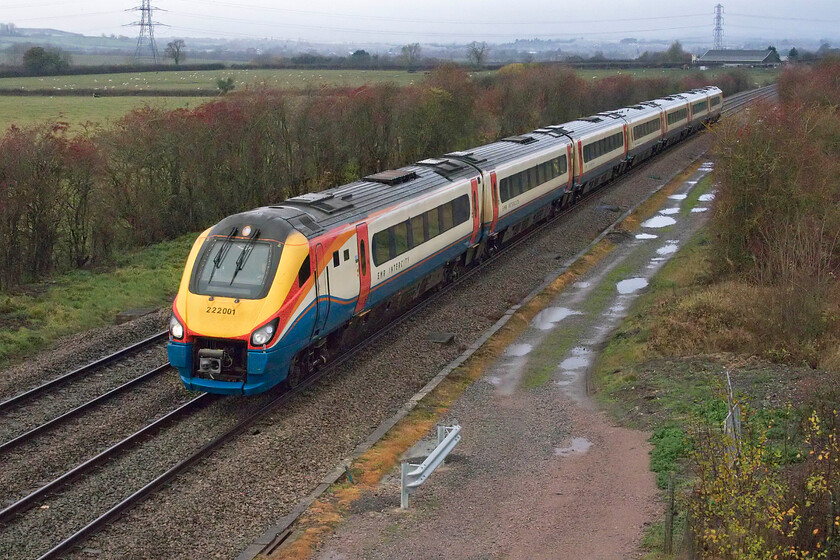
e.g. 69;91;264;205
570;346;589;355
685;180;698;186
641;215;676;228
656;244;679;255
659;208;680;215
635;233;658;240
531;307;580;330
691;207;709;213
616;277;649;294
699;193;715;202
554;379;573;386
559;356;589;370
573;281;591;289
555;437;593;457
487;376;502;386
668;194;687;200
505;343;533;357
608;303;626;315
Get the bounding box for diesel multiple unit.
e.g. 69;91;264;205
168;86;723;395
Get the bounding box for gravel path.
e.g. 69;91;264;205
20;134;712;560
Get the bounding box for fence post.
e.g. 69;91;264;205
665;472;675;554
400;461;410;509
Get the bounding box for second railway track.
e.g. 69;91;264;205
0;85;775;559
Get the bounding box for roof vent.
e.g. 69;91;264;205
444;151;488;165
363;169;419;186
416;157;469;178
285;192;354;214
501;135;538;145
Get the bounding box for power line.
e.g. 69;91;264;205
165;18;710;41
169;0;708;27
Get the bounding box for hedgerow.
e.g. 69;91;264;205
0;64;748;291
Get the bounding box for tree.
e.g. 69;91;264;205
350;49;371;65
22;46;70;75
788;47;799;60
164;39;186;65
665;40;690;63
401;43;421;70
216;76;235;95
467;41;489;69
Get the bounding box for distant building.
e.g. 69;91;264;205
697;49;782;66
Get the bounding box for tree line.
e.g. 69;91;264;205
0;64;750;291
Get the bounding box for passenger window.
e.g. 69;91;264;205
527;167;537;190
333;251;340;267
410;215;424;247
343;249;350;261
360;241;367;276
298;255;311;286
373;229;391;266
439;203;454;232
453;195;470;224
427;207;440;238
393;222;409;256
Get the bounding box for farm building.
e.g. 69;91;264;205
697;49;782;66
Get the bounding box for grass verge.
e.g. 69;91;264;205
0;233;195;363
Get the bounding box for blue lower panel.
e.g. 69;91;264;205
167;340;293;396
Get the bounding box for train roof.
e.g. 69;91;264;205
216;87;721;240
610;103;663;123
265;160;476;237
446;131;571;170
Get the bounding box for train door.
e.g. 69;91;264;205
489;171;499;235
354;223;371;314
469;178;480;244
313;243;330;337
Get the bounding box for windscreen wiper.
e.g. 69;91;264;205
206;226;237;286
229;228;261;286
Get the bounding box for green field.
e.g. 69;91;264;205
0;96;208;131
0;68;433;93
0;65;779;130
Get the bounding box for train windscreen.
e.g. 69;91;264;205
191;238;280;299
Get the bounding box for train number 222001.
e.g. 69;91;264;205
206;306;236;315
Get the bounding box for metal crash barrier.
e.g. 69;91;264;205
400;425;461;509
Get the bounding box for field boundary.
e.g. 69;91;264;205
237;147;711;560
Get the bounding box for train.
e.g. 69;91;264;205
167;85;723;395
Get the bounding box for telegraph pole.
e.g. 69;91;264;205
713;4;725;50
127;0;165;64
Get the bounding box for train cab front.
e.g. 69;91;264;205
167;209;313;395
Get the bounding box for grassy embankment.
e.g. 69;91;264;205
594;180;840;555
0;233;195;362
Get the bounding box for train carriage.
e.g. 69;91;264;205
612;103;666;165
168;86;725;396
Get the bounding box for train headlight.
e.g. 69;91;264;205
251;318;279;347
169;315;185;340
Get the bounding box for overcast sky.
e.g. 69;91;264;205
4;0;840;44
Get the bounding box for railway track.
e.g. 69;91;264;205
0;84;776;559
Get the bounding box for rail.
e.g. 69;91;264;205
401;425;462;509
